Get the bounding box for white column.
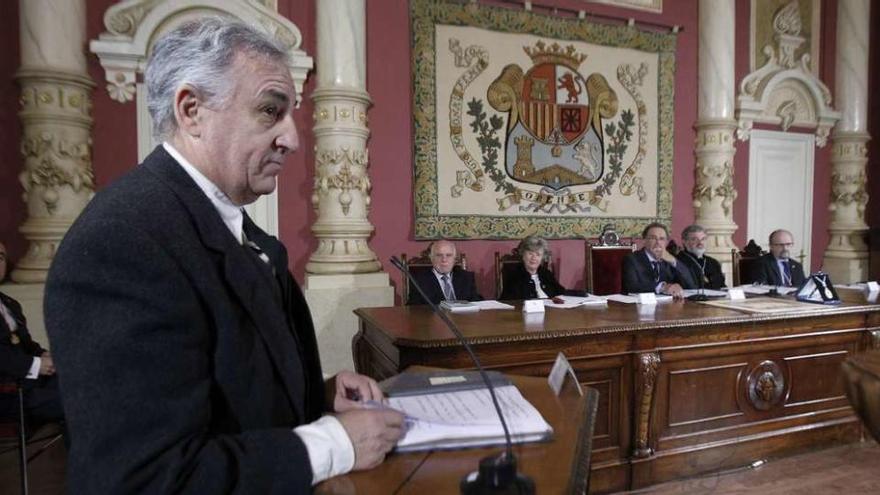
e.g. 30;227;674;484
823;0;870;283
694;0;738;283
304;0;392;376
11;0;94;283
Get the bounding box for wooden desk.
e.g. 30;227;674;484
315;373;597;495
353;291;880;493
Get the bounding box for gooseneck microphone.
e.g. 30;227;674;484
389;257;535;495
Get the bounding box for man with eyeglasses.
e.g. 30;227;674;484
676;224;726;290
622;222;696;298
406;240;482;305
751;229;806;287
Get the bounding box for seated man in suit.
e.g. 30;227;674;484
676;224;726;290
0;241;64;427
622;223;695;298
750;229;806;287
500;235;566;300
407;240;482;305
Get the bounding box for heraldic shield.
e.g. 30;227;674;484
488;41;618;190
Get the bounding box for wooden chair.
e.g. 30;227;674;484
400;247;467;304
0;379;65;495
0;381;29;495
666;239;681;257
584;243;635;296
493;248;555;300
732;239;766;286
584;229;636;296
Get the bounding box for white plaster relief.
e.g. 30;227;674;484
736;0;839;147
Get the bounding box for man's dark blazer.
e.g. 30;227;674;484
750;253;806;287
675;251;726;290
406;266;482;305
0;291;45;379
622;249;696;294
499;263;565;300
46;146;326;493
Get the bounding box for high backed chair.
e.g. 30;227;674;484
583;224;634;296
584;242;636;295
494;248;555;300
732;239;766;286
400;247;468;304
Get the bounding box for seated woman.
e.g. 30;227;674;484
500;235;566;300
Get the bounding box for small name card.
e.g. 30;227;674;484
522;299;546;313
728;288;746;300
636;292;657;305
547;352;583;397
866;281;880;294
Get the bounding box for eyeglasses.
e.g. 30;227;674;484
645;236;667;242
770;242;793;247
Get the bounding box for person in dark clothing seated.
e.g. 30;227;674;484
0;241;64;427
750;229;806;287
622;222;695;298
407;240;482;305
676;224;726;290
500;236;565;300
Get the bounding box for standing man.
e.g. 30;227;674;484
45;19;403;493
0;241;63;427
676;225;726;290
407;240;482;305
622;222;695;297
751;229;806;287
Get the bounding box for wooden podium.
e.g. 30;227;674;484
316;373;599;495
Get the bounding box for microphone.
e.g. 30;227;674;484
389;256;535;495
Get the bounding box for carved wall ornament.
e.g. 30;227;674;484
736;1;839;146
314;147;372;216
19;134;95;215
92;0;313;105
745;360;786;411
633;352;660;458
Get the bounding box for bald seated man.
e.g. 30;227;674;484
407;240;482;305
750;229;806;287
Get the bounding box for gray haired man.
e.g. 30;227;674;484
46;18;402;493
676;224;726;290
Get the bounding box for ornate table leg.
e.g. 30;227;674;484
633;352;660;458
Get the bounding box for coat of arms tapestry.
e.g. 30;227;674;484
411;0;678;239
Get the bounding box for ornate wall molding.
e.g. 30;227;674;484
736;1;839;147
11;0;95;283
633;352;660;458
92;0;312;105
89;0;313;236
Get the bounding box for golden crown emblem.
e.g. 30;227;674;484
523;41;587;71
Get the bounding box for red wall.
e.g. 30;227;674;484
2;0;875;298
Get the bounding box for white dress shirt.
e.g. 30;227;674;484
164;143;354;484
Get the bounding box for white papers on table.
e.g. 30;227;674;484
606;294;673;304
387;384;553;452
472;300;516;310
543;295;608;308
734;284;797;295
440;301;480;313
681;289;729;297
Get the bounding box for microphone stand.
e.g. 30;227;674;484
390;257;535;495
